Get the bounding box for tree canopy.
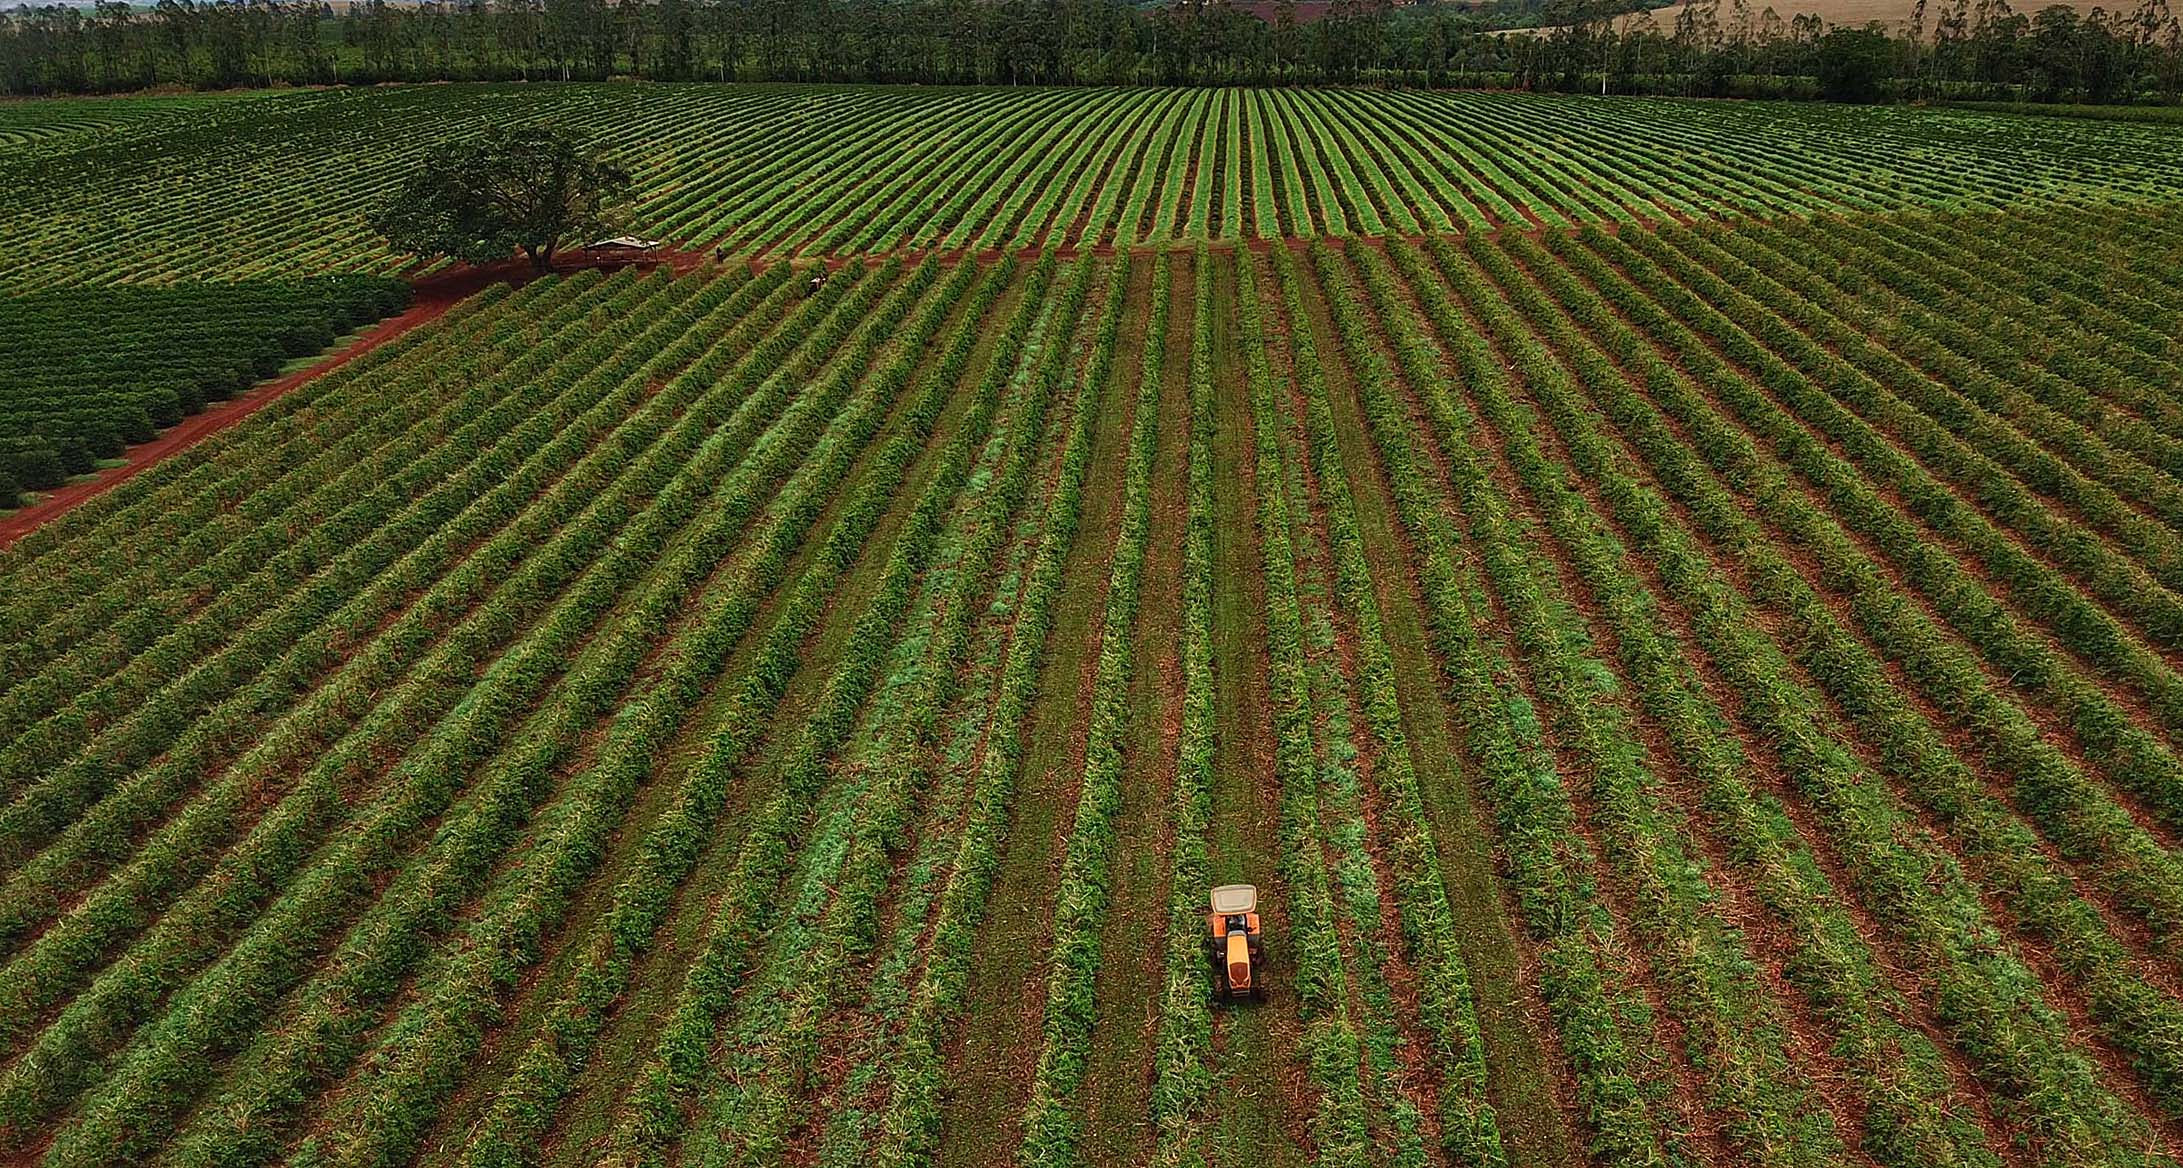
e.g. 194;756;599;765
0;0;2178;106
1817;23;1894;98
371;125;629;271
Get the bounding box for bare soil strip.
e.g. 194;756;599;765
1203;249;1315;1168
933;256;1149;1168
1077;256;1194;1168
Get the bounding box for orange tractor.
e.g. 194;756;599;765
1205;884;1267;1002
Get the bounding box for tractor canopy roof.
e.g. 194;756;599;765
1209;884;1257;915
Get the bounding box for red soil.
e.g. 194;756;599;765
0;250;709;553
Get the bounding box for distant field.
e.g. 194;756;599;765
0;91;267;149
1947;99;2183;123
1616;0;2110;29
2;84;2183;285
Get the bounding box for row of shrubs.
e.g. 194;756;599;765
0;275;409;506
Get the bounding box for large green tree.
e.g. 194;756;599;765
1816;23;1893;99
371;125;630;271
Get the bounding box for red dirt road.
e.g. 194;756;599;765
0;251;705;552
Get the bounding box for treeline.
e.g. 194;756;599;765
0;0;2177;103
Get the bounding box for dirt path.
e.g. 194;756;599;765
0;251;714;553
1203;249;1315;1168
1076;254;1192;1168
0;288;448;551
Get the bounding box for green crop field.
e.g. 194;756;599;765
4;80;2183;1168
5;85;2183;286
0;92;252;148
